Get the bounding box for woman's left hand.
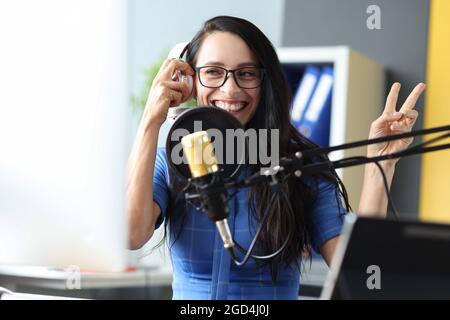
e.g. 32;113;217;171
367;82;426;166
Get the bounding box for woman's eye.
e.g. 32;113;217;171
238;69;257;78
205;68;223;75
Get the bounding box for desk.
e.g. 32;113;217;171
0;265;173;299
0;259;328;299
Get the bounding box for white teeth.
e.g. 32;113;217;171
213;101;246;112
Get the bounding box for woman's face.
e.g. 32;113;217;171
194;32;261;126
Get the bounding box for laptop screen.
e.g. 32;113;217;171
322;215;450;299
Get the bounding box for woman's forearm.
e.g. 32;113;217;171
126;120;161;249
358;162;396;218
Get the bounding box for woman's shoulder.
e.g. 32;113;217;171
155;147;169;175
156;147;168;163
156;146;167;157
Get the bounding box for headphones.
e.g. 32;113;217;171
169;42;194;99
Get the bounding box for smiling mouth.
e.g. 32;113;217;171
211;100;248;113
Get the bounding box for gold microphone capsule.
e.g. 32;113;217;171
181;131;218;178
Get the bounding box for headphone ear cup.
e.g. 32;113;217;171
187;75;196;99
186;75;194;98
178;73;194;100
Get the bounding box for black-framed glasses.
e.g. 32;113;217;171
195;66;265;89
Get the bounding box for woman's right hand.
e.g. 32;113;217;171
144;59;195;127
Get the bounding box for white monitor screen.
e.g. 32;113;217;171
0;0;129;272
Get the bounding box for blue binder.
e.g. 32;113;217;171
290;65;321;126
296;66;333;147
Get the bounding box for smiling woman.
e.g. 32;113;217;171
192;31;262;125
126;15;424;300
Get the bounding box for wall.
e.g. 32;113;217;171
282;0;430;218
420;0;450;222
128;0;286;267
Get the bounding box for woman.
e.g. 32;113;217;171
127;16;425;299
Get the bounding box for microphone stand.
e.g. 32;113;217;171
226;124;450;189
184;124;450;265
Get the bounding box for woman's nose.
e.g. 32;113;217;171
220;73;242;95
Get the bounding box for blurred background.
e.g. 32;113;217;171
0;0;449;299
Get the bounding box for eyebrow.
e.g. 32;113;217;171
202;61;258;67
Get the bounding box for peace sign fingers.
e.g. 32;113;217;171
399;82;426;113
383;82;401;116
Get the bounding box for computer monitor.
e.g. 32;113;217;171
321;215;450;299
0;1;129;273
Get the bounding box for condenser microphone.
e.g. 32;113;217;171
165;106;245;182
181;131;235;249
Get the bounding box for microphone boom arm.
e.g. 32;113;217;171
222;124;450;190
182;124;450;266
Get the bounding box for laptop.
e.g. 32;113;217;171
321;214;450;299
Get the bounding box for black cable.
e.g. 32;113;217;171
306;132;450;221
233;186;295;260
378;131;450;220
187;127;450;266
300;141;450;176
338;156;399;220
224;131;450;191
229;192;278;266
408;131;450;151
248;187;296;259
372;160;400;220
229;175;295;266
302;124;450;158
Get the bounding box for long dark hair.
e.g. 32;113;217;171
162;16;351;281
